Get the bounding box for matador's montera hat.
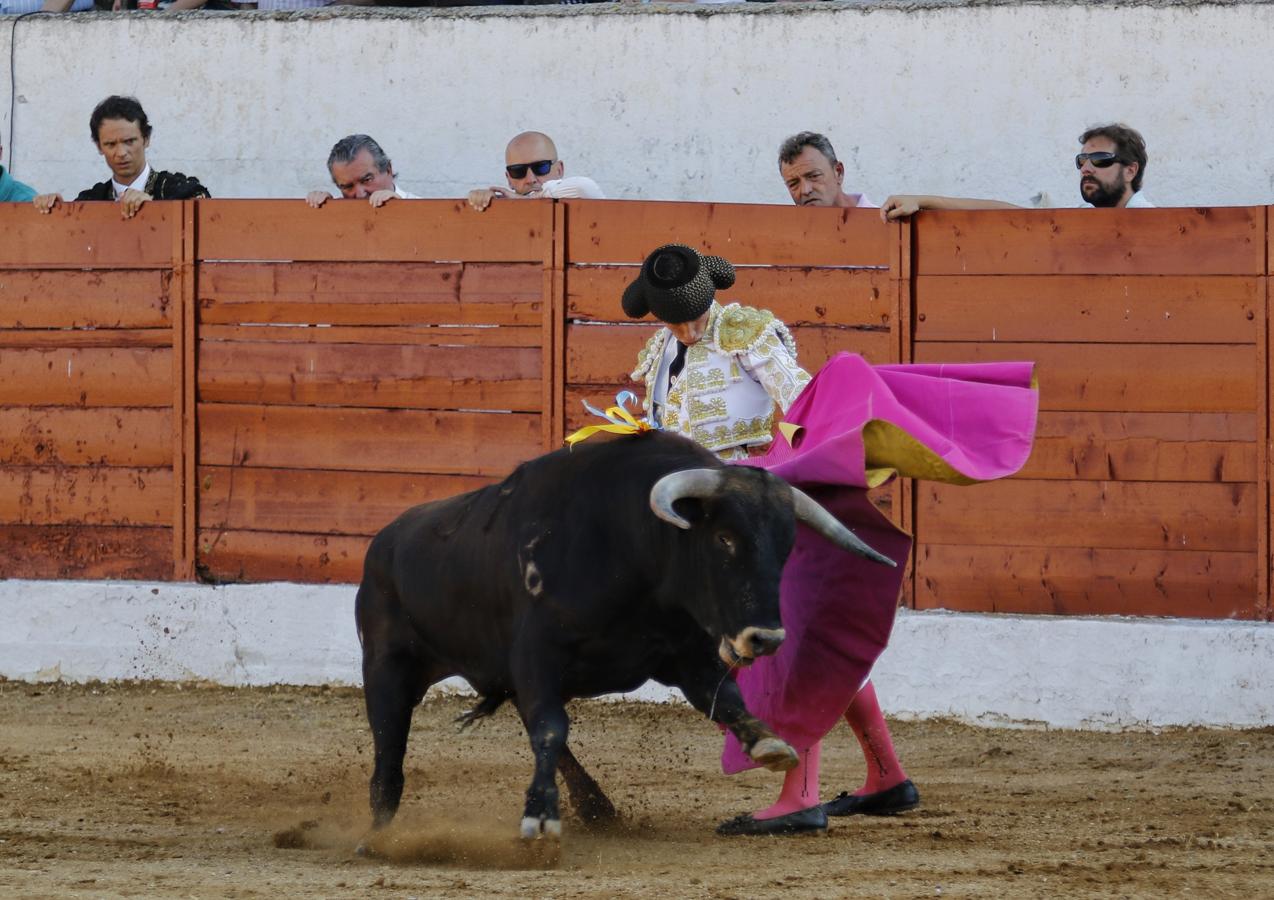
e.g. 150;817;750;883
621;244;736;324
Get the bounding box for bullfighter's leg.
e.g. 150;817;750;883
824;680;920;817
558;743;618;826
658;655;798;773
512;649;569;839
362;645;432;829
753;740;822;819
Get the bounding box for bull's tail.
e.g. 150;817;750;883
455;693;508;731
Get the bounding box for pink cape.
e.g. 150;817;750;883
721;353;1038;773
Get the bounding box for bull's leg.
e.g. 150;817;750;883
559;744;618;826
661;657;798;773
362;647;429;829
511;647;569;839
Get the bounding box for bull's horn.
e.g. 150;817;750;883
790;487;896;567
649;468;726;530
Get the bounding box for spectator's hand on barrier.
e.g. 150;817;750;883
368;189;397;208
467;187;511;212
306;190;332;209
33;193;62;214
119;189;151;219
880;195;922;222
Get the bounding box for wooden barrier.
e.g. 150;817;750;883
193;200;556;583
912;207;1268;619
0;199;1270;622
0;202;187;579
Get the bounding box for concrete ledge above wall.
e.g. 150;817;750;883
2;579;1270;730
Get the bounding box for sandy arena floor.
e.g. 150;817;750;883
1;681;1272;899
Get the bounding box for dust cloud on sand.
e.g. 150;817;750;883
2;681;1273;898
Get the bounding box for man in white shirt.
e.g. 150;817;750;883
466;131;604;211
879;122;1154;219
778;131;876;209
306;134;418;209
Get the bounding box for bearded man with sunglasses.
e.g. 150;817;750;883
879;122;1152;219
1074;123;1152;209
466;131;604;212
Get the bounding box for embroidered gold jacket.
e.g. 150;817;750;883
631;302;811;459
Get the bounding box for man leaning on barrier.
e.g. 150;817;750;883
33;95;210;220
306;134;418;209
778;131;878;210
879;122;1153;219
466;130;604;212
0;138;36;202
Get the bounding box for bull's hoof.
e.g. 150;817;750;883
520;816;563;840
749;737;799;772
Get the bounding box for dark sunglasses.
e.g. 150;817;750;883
1075;151;1124;170
505;159;554;179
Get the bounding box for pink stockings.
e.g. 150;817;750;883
754;680;908;819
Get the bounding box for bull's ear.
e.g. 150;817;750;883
704;255;736;290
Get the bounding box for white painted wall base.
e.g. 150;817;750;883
2;579;1270;730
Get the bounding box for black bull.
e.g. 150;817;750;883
355;430;891;839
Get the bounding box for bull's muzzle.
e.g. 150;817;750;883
719;627;786;667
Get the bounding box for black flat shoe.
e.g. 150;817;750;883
716;805;828;837
823;779;920;817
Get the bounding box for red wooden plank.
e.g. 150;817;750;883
0;202;178;269
914;275;1259;343
198;466;492;535
0;408;171;466
198;261;543;326
915;545;1259;619
0;348;172;407
918;479;1256;553
1021;411;1257;482
196;529;367;584
0;524;172;580
567;265;896;327
563;200;890;267
914;342;1257;413
0;466;171;526
0;269;171;328
197;341;542;411
198;403;540;477
0;329;171;349
196;199;552;263
913;207;1265;276
199;324;541;347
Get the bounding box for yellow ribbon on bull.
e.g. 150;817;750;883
565;391;656;448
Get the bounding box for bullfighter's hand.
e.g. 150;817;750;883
368;189;398;208
305;190;332;208
879;195;922;222
119;189;151;219
467;187;511;212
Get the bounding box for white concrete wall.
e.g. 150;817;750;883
3;578;1271;730
1;2;1272;209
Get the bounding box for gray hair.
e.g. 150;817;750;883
778;131;838;168
327;134;391;173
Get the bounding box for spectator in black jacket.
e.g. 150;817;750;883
34;96;209;219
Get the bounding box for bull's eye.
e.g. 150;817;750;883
717;533;737;554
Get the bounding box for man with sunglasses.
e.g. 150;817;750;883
466;131;604;212
1074;123;1152;208
879;122;1152;220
